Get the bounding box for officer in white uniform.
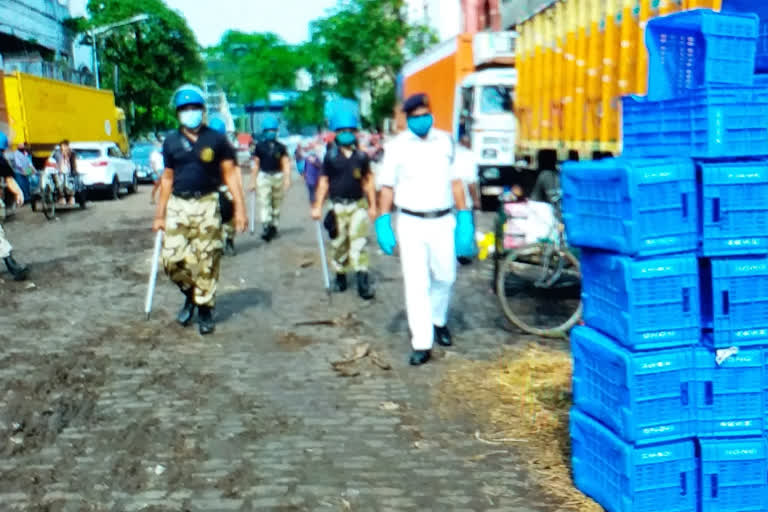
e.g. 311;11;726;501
375;93;476;366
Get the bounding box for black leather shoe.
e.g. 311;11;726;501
409;350;431;366
356;271;375;300
434;325;452;347
261;225;272;241
198;306;215;335
269;225;278;239
334;273;348;292
4;253;28;281
177;294;195;326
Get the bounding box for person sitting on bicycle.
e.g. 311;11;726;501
54;140;77;206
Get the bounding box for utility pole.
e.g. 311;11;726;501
89;14;149;89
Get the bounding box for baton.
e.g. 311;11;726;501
145;230;163;320
315;220;332;302
249;190;256;235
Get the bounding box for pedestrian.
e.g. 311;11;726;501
208;116;239;256
152;84;248;335
0;131;29;281
150;139;165;205
301;143;323;205
454;134;481;265
310;102;376;300
54;140;77;206
248;115;290;242
12;142;36;203
375;93;476;366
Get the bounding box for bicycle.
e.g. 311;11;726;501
31;171;87;220
494;187;582;338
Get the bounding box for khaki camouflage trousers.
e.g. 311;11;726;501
162;193;223;307
257;172;284;227
0;223;12;259
330;199;370;273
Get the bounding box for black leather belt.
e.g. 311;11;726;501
261;170;282;174
331;197;363;204
173;190;216;199
398;207;451;219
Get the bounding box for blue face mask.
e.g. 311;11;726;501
407;114;433;137
179;109;203;130
336;132;356;146
264;130;277;141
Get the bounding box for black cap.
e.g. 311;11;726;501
403;93;430;115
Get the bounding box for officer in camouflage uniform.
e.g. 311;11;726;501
311;101;376;300
248;115;290;242
0;131;29;281
152;85;248;335
208;116;239;256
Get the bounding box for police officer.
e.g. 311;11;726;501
208;116;239;256
0;131;29;281
375;93;476;366
310;102;376;300
248;114;290;241
152;85;248;335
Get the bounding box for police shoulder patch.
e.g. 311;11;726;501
200;147;215;163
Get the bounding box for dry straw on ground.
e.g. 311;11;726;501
436;344;601;511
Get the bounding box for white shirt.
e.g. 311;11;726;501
378;129;458;211
150;149;164;172
453;145;477;210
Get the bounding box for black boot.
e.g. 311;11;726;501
356;271;374;300
434;325;452;347
4;253;28;281
225;237;236;256
268;225;278;240
409;349;431;366
334;273;348;292
198;306;215;335
261;224;272;241
177;292;195;327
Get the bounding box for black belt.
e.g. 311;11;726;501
261;169;282;174
398;207;452;219
331;197;363;204
173;190;217;199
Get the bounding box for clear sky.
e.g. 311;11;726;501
69;0;340;47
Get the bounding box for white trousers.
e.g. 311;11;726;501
397;212;457;350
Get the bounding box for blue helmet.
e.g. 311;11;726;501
0;131;7;151
262;115;279;131
329;101;359;131
172;84;205;110
208;116;226;134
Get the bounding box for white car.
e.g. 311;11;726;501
46;142;138;200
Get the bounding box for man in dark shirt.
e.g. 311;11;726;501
0;131;29;281
311;102;376;300
152;84;247;335
248;115;290;242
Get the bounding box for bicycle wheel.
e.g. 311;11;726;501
496;242;582;338
41;186;56;220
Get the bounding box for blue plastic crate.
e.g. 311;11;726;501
581;252;700;349
622;86;768;159
700;160;768;257
700;256;768;347
694;346;764;436
570;408;697;512
699;436;768;512
571;327;696;445
562;158;697;256
646;9;759;100
722;0;768;72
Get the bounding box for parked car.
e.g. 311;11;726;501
46;142;138;200
130;142;157;183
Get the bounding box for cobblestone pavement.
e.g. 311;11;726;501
0;181;558;512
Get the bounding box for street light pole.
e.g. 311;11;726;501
89;14;150;90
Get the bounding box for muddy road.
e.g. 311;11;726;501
0;183;554;511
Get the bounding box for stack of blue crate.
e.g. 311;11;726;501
561;8;768;512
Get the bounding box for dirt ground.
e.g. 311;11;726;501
0;181;566;511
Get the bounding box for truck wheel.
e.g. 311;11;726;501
111;177;121;200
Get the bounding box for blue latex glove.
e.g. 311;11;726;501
455;210;477;258
375;214;397;255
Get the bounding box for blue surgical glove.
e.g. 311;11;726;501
455;210;477;258
375;214;397;255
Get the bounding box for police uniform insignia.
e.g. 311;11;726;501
200;147;214;163
353;168;362;179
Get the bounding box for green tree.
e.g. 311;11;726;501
84;0;203;136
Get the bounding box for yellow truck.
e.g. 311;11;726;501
0;71;129;166
515;0;725;169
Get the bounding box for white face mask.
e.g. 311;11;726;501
179;109;203;130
